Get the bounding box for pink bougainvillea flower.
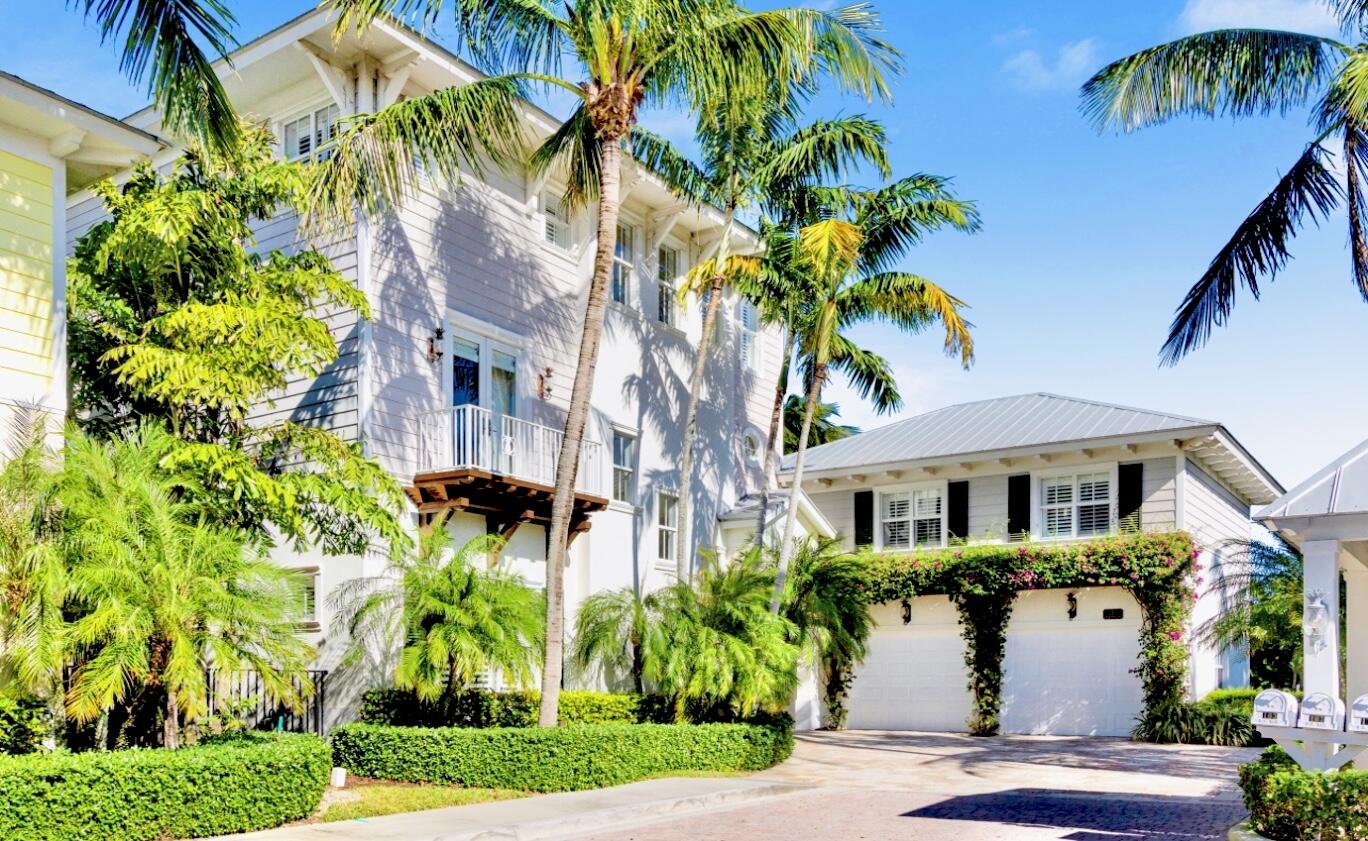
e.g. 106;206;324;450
1168;631;1182;641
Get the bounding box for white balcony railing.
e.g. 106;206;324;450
416;404;604;497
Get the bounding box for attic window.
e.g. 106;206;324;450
282;103;341;162
544;193;571;250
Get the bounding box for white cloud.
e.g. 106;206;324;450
1178;0;1340;34
1002;38;1100;93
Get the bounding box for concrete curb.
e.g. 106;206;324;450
1228;820;1271;841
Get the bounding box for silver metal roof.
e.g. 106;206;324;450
782;393;1216;473
1259;437;1368;521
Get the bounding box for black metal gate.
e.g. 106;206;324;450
205;670;328;736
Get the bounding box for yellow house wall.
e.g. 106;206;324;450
0;137;61;414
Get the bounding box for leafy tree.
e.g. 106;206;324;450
774;178;978;605
570;587;663;694
60;426;314;749
783;395;860;454
68;126;408;556
317;0;898;726
333;513;545;702
1196;537;1305;690
1080;8;1368;362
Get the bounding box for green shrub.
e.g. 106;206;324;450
0;733;331;841
358;688;674;728
1134;699;1255;747
0;696;48;756
1239;746;1368;840
332;722;793;792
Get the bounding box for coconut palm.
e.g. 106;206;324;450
783;395;860;453
774;177;978;607
318;0;899;726
333;512;545;702
60;425;313;749
1080;8;1368;363
570;587;663;693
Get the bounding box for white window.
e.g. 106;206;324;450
880;487;943;550
611;223;634;305
657;491;678;564
544;192;571;249
658;246;678;327
739;299;761;371
281;103;341;162
292;567;320;627
1041;471;1113;539
742;432;761;464
612;431;636;504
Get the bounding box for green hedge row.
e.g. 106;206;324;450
0;695;47;756
1239;746;1368;840
333;722;793;792
358;687;675;728
0;732;331;841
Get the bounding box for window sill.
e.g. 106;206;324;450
608;500;638;515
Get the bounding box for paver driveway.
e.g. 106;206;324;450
575;731;1259;840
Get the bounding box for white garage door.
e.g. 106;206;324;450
1000;587;1143;737
846;597;972;731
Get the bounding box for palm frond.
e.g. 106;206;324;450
839;272;974;367
825;332;901;412
529;101;602;210
759;115;889;210
628;126;713;207
1081;29;1346;133
856;175;980;273
1161;141;1341;364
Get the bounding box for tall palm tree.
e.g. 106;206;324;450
319;0;898;726
774;177;978;607
783;395;859;453
60;425;313;749
1080;8;1368;363
634;104;891;577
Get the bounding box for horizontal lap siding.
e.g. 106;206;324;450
1139;457;1177;532
0;150;54;397
967;474;1009;542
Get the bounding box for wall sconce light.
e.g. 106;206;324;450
1066;591;1078;621
538;367;554;400
1306;590;1331;655
901;599;912;625
426;326;444;364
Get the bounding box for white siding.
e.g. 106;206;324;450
1138;456;1177;531
967;473;1009;542
1183;458;1254;697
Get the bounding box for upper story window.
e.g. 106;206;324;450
881;487;943;550
612;431;636;504
739;299;761;371
611;224;634;305
291;566;320;628
282;103;341;162
658;246;679;327
544;193;571;250
657;490;678;565
742;431;761;464
1041;471;1113;539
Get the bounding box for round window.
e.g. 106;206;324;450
743;433;761;464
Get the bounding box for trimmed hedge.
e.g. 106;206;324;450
358;687;675;727
333;722;793;791
0;695;47;755
1239;746;1368;840
0;732;331;841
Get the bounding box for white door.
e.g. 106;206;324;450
846;598;972;731
1000;587;1143;737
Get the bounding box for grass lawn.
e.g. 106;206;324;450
319;778;526;822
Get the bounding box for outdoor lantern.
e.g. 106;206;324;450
1305;590;1332;655
1350;695;1368;734
1251;689;1299;728
1298;692;1346;731
901;599;912;625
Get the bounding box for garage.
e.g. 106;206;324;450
844;588;1143;736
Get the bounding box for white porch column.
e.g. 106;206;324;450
1302;540;1343;699
1345;563;1368;705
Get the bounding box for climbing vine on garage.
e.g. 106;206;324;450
857;532;1198;737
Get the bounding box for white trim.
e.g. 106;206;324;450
873;479;949;552
1029;462;1120;541
443;310;525;413
655;488;680;570
1174;453;1188;532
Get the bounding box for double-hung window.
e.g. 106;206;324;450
291;566;320;628
657;491;678;565
657;247;678;327
544;192;571;249
739;299;761;371
611;432;636;504
282;103;341;162
611;224;634;305
1041;471;1113;539
880;487;943;550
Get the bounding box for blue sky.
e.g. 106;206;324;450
8;0;1367;489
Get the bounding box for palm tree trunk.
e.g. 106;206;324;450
538;138;625;728
674;213;734;577
772;358;825;612
163;690;180;749
754;324;792;548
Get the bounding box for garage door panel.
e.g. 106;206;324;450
847;598;971;731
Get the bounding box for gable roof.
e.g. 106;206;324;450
1259;437;1368;522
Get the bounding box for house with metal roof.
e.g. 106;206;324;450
778;392;1283;737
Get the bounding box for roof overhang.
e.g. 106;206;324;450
719;490;836;539
1259;436;1368;546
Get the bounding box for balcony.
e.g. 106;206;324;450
409;404;608;542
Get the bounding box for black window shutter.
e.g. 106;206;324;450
1119;462;1144;533
1007;474;1030;541
853;490;874;548
947;480;969;542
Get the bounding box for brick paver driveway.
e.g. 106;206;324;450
578;731;1259;840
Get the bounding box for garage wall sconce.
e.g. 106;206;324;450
427;326;445;364
1066;591;1078;621
900;599;912;625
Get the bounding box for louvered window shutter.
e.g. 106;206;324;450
1007;474;1030;541
853;490;874;548
1119;463;1144;533
948;480;969;542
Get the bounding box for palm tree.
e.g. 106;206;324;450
634;100;891;576
776;537;872;670
333;512;545;702
1196;537;1304;689
570;587;662;693
774;177;978;607
1080;8;1368;363
60;425;313;749
783;395;860;453
320;0;899;726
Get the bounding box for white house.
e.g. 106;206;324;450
780;393;1283;736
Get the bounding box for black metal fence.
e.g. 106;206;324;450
205;670;329;736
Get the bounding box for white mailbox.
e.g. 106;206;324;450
1350;695;1368;734
1251;689;1299;728
1298;692;1345;731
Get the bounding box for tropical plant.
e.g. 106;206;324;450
1080;8;1368;363
1196;537;1305;690
59;426;314;749
774;177;979;605
333;512;545;702
783;394;860;454
68;125;409;557
774;537;871;667
570;587;663;694
317;0;899;726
